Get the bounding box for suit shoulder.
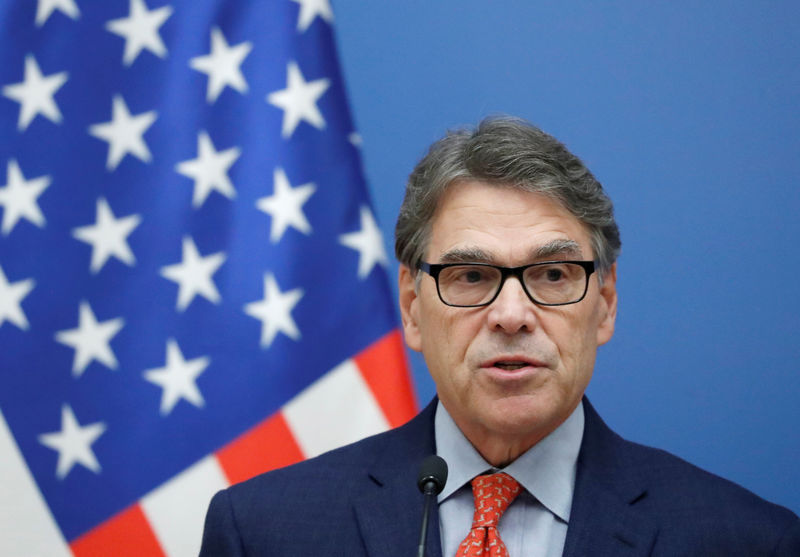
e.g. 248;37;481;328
583;401;797;525
617;435;799;551
630;438;792;513
580;401;798;553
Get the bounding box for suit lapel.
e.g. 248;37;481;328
352;398;659;556
562;399;658;557
353;399;443;557
562;476;657;556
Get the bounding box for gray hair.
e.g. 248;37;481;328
394;116;621;277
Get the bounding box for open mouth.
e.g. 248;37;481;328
493;361;529;371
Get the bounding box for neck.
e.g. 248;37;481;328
443;402;579;468
470;433;543;468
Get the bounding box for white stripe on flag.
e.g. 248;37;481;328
0;407;71;557
283;359;389;458
141;455;229;557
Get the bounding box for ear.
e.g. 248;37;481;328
398;265;422;352
596;262;618;346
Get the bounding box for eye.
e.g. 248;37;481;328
525;263;576;285
452;267;491;283
545;268;564;282
463;269;485;283
440;265;496;286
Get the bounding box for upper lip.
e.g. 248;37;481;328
481;356;547;368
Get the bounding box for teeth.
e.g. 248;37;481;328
496;362;526;370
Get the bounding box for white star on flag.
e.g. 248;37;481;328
175;130;241;208
55;301;125;376
0;159;51;235
38;405;106;479
256;167;316;243
244;273;304;348
72;198;141;274
190;27;252;103
35;0;80;27
0;265;35;331
339;206;388;278
291;0;334;32
267;61;330;138
2;54;68;131
88;95;157;171
143;339;209;416
160;236;226;311
105;0;173;66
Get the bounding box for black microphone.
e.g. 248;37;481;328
416;455;448;557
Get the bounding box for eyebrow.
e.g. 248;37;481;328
439;247;494;264
437;239;585;265
531;239;584;260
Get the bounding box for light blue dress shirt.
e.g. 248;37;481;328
435;400;584;557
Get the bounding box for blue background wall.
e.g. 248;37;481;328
333;2;799;514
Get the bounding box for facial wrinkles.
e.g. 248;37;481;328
426;185;598;368
437;240;583;266
436;200;529;252
463;284;560;376
466;278;598;393
433;271;585;379
469;333;559;370
436;231;589;273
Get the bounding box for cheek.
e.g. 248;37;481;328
546;311;598;378
418;303;479;380
420;305;457;361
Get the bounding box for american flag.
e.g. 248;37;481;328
0;1;417;555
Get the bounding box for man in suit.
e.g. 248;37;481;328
200;117;800;556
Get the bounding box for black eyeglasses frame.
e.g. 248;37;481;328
417;260;596;308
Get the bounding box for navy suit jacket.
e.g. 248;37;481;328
200;399;800;556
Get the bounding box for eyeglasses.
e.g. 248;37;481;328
417;260;596;307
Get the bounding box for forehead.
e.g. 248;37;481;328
427;180;593;262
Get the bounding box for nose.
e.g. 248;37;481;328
485;276;539;334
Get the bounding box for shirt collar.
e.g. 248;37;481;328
434;399;584;523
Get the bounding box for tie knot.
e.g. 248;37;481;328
469;472;521;528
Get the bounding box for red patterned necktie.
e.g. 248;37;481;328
455;472;521;557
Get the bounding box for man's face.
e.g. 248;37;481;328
399;180;617;464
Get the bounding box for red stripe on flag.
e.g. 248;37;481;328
70;503;165;557
355;329;418;427
217;412;305;485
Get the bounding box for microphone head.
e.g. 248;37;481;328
417;455;448;495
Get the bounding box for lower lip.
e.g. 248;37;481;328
481;365;546;381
